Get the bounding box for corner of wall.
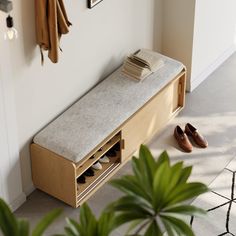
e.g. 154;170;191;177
161;0;196;92
23;183;36;197
10;192;26;212
190;44;236;92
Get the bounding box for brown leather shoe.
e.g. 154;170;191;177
185;123;208;148
174;125;193;152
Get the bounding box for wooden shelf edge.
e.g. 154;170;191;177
77;160;121;206
75;134;121;176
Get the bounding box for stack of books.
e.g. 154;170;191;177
122;49;165;81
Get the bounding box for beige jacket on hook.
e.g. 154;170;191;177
35;0;72;64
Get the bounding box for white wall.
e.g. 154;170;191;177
3;0;236;201
0;0;162;195
0;14;26;209
162;0;196;90
190;0;236;90
162;0;236;91
0;81;25;210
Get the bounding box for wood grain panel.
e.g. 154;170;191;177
121;72;186;160
31;144;77;207
30;69;186;208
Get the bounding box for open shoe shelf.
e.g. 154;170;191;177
31;131;123;207
75;133;121;177
77;154;120;205
75;133;121;205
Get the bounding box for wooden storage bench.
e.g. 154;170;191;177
31;52;186;208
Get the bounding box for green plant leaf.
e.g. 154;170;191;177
160;162;184;203
126;219;145;234
64;226;77;236
167;162;184;188
108;147;207;236
162;215;195;236
162;218;183;236
131;145;162;199
165;182;209;207
32;208;62;236
79;204;98;236
144;220;162;236
80;203;92;226
111;196;153;215
98;210;117;236
0;198;18;236
131;156;143;180
178;166;192;184
63;204;101;236
110;176;151;201
162;219;175;236
131;157;153;199
156;151;170;168
113;212;148;228
163;205;206;217
80;204;96;227
139;145;156;183
65;218;80;236
139;145;156;176
153;160;170;210
17;219;29;236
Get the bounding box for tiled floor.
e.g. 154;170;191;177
191;157;236;235
15;53;236;235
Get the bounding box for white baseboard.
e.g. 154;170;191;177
24;183;36;196
9;184;35;211
10;192;26;212
190;44;236;92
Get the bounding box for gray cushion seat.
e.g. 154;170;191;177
33;53;184;163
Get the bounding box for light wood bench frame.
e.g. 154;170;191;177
31;69;186;208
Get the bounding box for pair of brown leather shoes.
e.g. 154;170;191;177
174;123;208;153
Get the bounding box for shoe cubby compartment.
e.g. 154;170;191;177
31;53;186;208
75;133;121;177
76;155;121;205
31;132;122;208
75;133;122;205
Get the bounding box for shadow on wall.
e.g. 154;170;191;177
19;138;35;195
153;0;162;52
17;56;125;195
20;0;37;65
234;24;236;44
6;159;25;206
97;55;124;83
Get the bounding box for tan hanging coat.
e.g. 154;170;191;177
35;0;72;63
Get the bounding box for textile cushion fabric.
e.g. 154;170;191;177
33;53;184;163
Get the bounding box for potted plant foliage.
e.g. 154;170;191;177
0;198;61;236
0;145;208;236
63;145;208;236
